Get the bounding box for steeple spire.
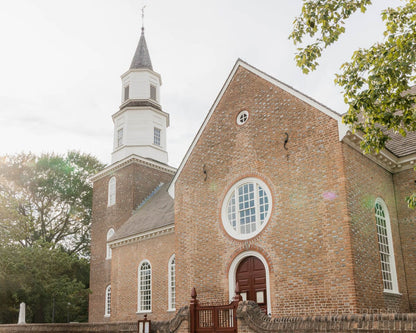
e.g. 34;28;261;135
130;6;153;70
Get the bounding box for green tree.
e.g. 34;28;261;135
290;0;416;208
0;152;105;323
0;151;105;255
0;245;90;323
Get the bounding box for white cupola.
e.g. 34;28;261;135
111;27;169;164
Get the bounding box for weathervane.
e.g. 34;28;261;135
141;5;146;31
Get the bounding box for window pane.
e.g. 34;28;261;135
150;85;156;100
375;201;395;291
117;128;123;147
124;86;129;101
154;128;161;146
139;262;151;311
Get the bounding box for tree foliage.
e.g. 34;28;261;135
0;151;105;323
290;0;416;208
0;245;90;323
0;151;105;256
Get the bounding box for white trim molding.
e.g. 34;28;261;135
228;250;272;315
342;131;416;173
108;225;174;249
90;154;176;183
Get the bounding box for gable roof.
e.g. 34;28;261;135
110;183;174;243
168;59;346;197
168;60;416;197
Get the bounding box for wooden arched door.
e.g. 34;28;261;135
236;256;267;312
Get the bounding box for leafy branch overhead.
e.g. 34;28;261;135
290;0;416;209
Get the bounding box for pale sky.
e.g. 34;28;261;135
0;0;399;167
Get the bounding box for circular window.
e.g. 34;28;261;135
236;110;249;125
221;178;272;240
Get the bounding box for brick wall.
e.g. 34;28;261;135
237;301;416;333
394;168;416;311
174;66;357;316
110;232;176;321
5;303;416;333
342;144;410;312
89;160;174;322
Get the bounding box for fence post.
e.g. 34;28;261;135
190;287;198;333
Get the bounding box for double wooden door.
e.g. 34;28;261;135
236;256;267;312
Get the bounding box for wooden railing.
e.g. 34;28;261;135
189;284;242;333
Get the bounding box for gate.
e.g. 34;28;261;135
189;285;242;333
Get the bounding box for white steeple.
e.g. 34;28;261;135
111;26;169;164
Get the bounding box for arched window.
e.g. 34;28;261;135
168;255;176;311
105;285;111;317
106;228;115;259
108;177;116;207
375;198;398;293
138;261;152;312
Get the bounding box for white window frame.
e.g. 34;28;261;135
105;285;111;317
108;177;116;207
106;228;115;259
236;110;249;125
153;127;161;146
375;198;399;293
137;260;152;313
221;177;272;240
117;128;123;148
150;84;157;101
168;254;176;311
124;85;129;101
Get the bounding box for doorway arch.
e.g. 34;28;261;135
228;251;271;315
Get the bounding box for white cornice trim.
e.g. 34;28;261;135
342;131;416;173
90;154;176;182
168;59;344;198
108;224;174;248
112;104;170;127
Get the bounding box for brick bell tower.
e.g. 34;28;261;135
88;21;176;322
111;25;169;164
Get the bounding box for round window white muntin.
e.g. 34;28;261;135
221;177;272;240
236;110;249;125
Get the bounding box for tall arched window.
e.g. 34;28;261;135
108;177;116;207
138;261;152;312
375;198;398;293
105;285;111;317
168;255;176;311
106;228;115;259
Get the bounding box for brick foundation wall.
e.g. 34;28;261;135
394;168;416;311
4;304;416;333
175;66;357;316
0;307;188;333
237;301;416;333
0;322;137;333
342;144;410;312
89;160;174;322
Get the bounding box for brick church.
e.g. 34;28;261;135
88;27;416;323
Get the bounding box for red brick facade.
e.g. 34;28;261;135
89;61;415;323
173;64;415;316
89;158;175;322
